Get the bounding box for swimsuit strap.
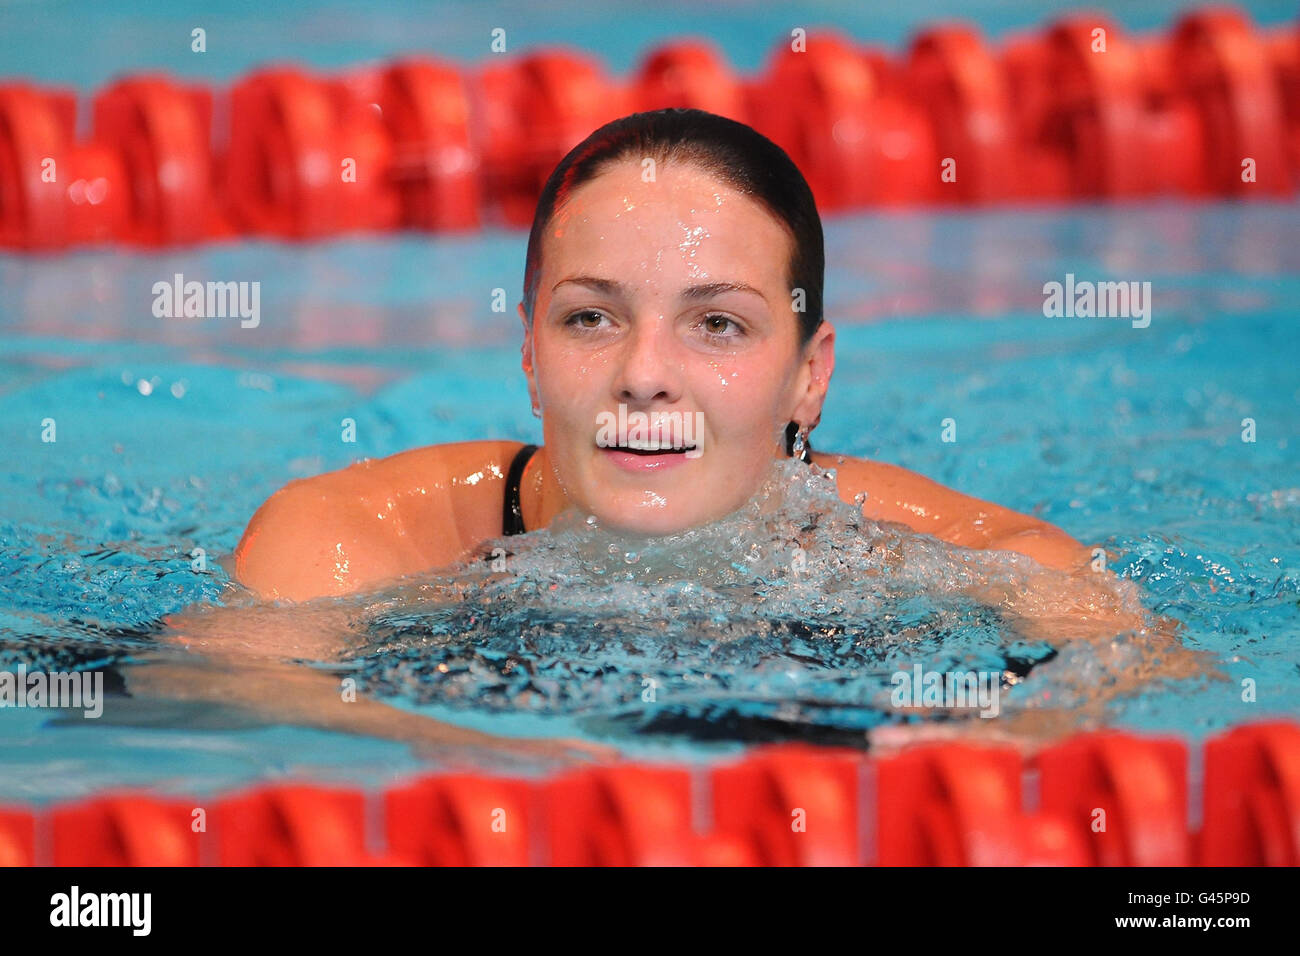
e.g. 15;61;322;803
502;443;539;536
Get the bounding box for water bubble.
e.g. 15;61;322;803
337;455;1168;746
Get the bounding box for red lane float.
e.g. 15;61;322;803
876;744;1022;864
52;795;200;866
1035;732;1191;866
749;31;938;211
214;785;388;866
874;742;1090;865
0;85;75;249
1000;15;1207;200
224;68;399;238
1;4;1298;249
633;41;747;119
1;722;1299;865
1200;721;1300;865
907;26;1018;203
385;773;534;865
475;51;632;227
0;808;35;866
1043;16;1150;198
1000;31;1074;200
0;84;128;249
711;745;862;866
1172;8;1293;197
1266;22;1300;177
545;764;699;865
92;77;222;245
1132;35;1209;197
378;59;481;231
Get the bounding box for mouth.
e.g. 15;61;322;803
598;437;700;472
594;407;705;470
607;437;699;456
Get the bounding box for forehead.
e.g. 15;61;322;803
541;160;792;290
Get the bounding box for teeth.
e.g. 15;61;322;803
617;438;699;452
626;438;675;451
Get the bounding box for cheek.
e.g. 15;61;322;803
533;336;599;406
696;356;790;435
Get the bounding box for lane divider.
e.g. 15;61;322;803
2;4;1298;250
2;721;1297;866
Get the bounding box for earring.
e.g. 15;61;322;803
785;420;811;462
531;404;541;418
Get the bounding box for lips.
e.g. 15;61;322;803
594;407;704;468
609;437;698;455
599;431;698;472
600;444;693;471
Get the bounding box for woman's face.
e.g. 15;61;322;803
520;158;834;535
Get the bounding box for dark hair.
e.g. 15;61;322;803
522;108;825;345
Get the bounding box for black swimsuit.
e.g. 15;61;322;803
502;443;539;536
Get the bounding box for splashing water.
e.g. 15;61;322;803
330;458;1212;746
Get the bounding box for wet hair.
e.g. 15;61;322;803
522;108;825;346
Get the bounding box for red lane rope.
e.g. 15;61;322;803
1;4;1297;251
2;722;1297;866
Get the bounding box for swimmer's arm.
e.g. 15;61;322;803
822;454;1161;639
234;478;417;601
128;653;610;764
979;521;1093;571
151;603;613;764
235;442;523;602
873;482;1153;640
819;454;1092;571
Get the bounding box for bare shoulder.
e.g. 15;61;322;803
320;439;529;510
234;440;528;601
809;451;1045;546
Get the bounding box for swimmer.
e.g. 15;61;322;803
240;109;1096;597
160;109;1175;760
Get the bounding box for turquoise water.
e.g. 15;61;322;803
2;0;1299;801
2;201;1298;802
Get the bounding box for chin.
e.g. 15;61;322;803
591;499;728;537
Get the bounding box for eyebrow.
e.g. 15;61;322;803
551;276;766;302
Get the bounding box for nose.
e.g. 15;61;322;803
613;316;683;407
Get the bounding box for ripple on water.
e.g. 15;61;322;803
336;458;1210;745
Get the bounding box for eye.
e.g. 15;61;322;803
697;312;743;341
564;309;610;331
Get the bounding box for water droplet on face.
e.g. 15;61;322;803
586;514;599;528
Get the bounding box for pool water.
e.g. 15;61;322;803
2;200;1297;802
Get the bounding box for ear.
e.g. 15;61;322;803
790;320;835;432
519;302;541;411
